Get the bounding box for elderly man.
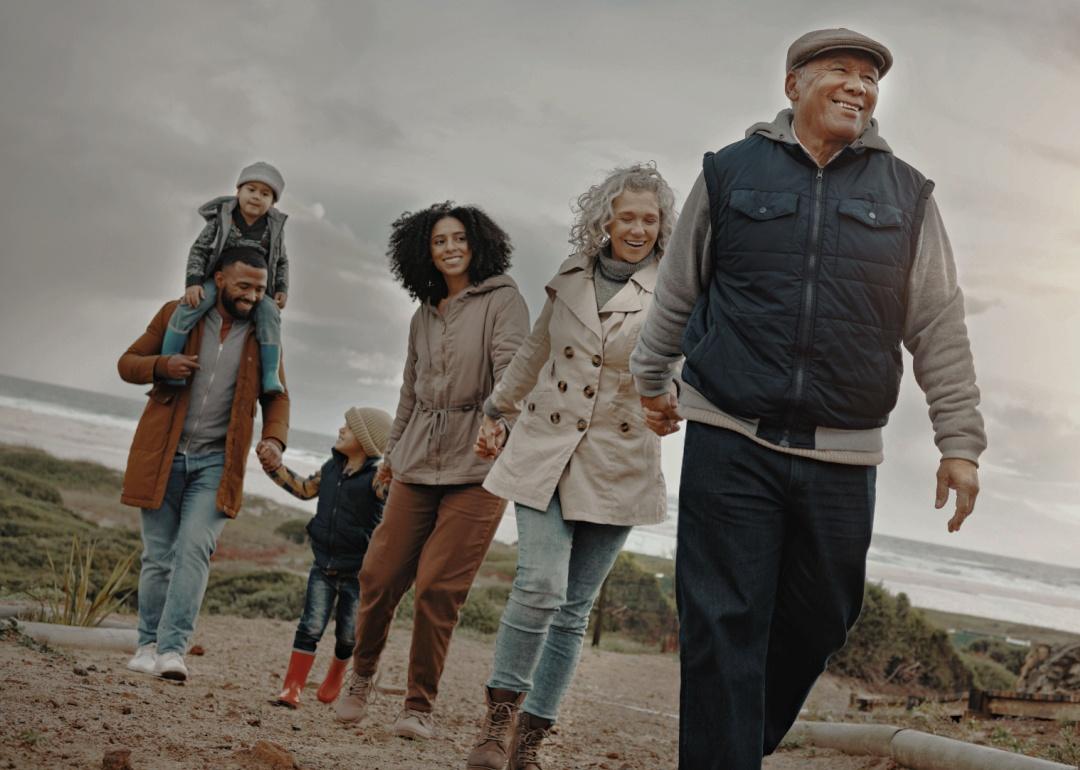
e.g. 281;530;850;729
118;247;289;682
630;28;986;769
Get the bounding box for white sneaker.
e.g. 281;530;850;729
154;651;188;681
391;707;435;740
126;643;157;675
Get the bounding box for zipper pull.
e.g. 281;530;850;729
816;168;823;180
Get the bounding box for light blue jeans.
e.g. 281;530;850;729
488;492;630;721
137;452;229;654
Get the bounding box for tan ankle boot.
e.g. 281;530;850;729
509;711;552;770
465;687;525;769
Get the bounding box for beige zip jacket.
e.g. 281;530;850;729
483;253;666;526
384;274;529;486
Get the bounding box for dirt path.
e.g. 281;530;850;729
1;614;896;769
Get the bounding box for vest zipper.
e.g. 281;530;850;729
327;468;342;571
783;166;825;447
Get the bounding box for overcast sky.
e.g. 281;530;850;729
1;1;1078;566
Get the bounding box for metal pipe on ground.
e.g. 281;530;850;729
15;621;137;652
793;720;1074;770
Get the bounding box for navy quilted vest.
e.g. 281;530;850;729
682;134;933;447
306;453;384;572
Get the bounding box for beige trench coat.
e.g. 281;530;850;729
385;274;530;486
483;253;666;526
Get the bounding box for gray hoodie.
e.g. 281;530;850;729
630;110;986;466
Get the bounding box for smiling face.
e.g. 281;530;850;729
334;422;364;456
787;50;880;153
214;260;267;320
430;215;472;284
606;189;661;264
236;181;275;222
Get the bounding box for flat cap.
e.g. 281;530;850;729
786;28;893;78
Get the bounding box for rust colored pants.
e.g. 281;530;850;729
352;480;506;712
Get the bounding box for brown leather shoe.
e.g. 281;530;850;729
466;687;525;769
509;711;552;770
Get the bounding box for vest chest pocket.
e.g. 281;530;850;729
836;198;905;265
726;189;800;256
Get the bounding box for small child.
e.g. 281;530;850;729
162;161;289;393
264;406;393;708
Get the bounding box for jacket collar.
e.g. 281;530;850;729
549;252;657;338
746;108;893;155
422;273;520;316
198;195;288;226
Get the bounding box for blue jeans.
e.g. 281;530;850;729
293;565;360;660
137;452;229;654
677;424;876;770
488;492;630;721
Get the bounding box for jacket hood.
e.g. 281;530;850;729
746;108;892;154
461;273;520;297
198;195;287;224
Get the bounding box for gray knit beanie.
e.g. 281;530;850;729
345;407;392;458
236;161;285;201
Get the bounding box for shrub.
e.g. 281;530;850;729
0;446;122;491
829;583;972;692
960;651;1017;690
274;518;309;545
203;571;307;620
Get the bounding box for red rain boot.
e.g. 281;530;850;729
316;656;350;703
275;650;316;708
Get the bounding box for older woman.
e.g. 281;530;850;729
465;164;677;769
334;202;529;741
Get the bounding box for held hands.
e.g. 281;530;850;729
641;392;682;437
474;415;507;459
374;460;393;490
935;458;980;532
183;285;205;307
256;438;284;474
275;292;287;310
163;354;200;380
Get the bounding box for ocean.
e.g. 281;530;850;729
2;372;1079;636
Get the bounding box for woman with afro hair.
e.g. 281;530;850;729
334;202;530;740
465;164;677;769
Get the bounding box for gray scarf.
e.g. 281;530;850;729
593;248;655;310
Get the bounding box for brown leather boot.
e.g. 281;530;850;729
509;711;552;770
466;687;525;769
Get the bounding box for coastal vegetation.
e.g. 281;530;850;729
0;443;1069;695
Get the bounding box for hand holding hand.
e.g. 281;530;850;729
275;292;287;310
184;285;205;307
256;438;283;473
641;392;682;437
474;415;507;459
374;461;393;490
935;458;980;532
163;354;200;380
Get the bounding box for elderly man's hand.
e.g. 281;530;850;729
256;438;283;473
935;458;980;532
641;392;682;437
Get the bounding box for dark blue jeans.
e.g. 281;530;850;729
293;565;360;660
677;424;875;770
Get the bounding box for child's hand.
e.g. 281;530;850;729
256;438;283;473
163;354;200;380
275;292;287;310
184;285;205;307
374;461;392;496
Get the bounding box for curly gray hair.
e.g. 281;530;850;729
568;162;677;260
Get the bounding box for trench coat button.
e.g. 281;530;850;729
591;354;602;367
583;385;595;398
576;419;587;431
527;402;535;412
550;412;561;424
558;381;567;393
620;422;631;433
564;346;574;358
